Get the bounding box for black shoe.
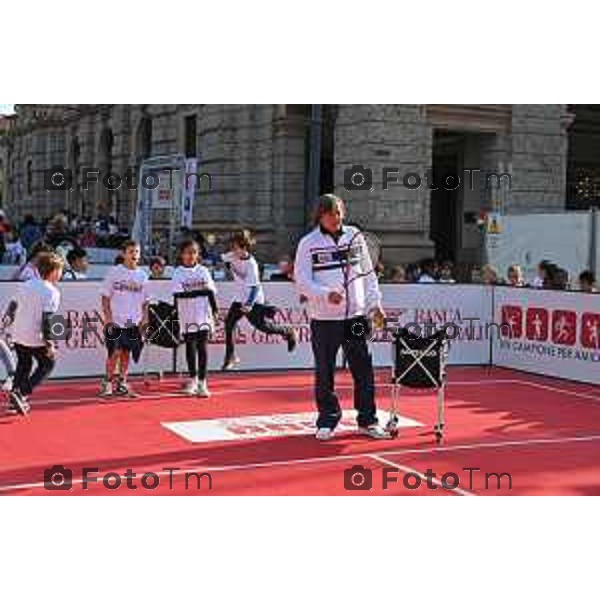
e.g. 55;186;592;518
286;329;297;353
114;380;138;398
9;391;30;416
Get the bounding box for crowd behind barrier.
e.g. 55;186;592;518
0;281;598;384
1;209;598;292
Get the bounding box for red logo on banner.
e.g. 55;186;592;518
581;313;600;349
551;310;577;346
526;308;549;341
501;305;523;338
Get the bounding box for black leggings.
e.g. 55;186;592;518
183;331;209;379
224;302;289;363
13;343;56;396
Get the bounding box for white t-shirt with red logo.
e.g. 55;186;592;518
100;265;149;328
171;264;217;334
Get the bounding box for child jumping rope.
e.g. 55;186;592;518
171;239;218;397
99;240;149;398
221;230;297;370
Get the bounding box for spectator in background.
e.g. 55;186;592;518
542;261;564;290
578;270;597;293
389;265;406;283
0;210;10;259
79;226;97;248
417;258;437;283
19;214;42;251
438;261;456;283
270;255;294;282
554;268;570;290
108;216;119;235
202;233;220;267
14;241;54;281
46;213;68;240
62;247;89;280
405;263;420;283
149;256;167;280
507;264;525;287
532;260;551;288
3;231;26;265
95;215;109;235
481;264;500;285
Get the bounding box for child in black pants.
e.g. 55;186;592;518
221;230;297;370
171;240;218;397
7;252;64;415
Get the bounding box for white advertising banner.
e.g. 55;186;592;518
375;284;493;367
0;282;493;380
493;287;600;384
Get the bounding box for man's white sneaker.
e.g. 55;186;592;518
315;427;335;441
358;424;392;440
196;380;210;398
183;378;199;396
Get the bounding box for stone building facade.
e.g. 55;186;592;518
0;104;582;265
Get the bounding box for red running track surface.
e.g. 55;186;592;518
1;367;600;495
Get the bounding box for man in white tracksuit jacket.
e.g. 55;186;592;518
294;194;390;441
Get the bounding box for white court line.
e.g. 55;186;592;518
2;432;600;494
15;378;525;408
367;454;475;496
516;380;600;403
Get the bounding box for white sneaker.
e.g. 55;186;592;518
358;424;392;440
183;378;199;396
196;380;210;398
98;378;113;398
315;427;335;441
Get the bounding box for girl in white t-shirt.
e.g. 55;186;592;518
99;240;149;398
172;240;218;397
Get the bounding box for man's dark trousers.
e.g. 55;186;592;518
310;318;377;430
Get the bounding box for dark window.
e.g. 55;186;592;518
138;117;153;159
185;115;197;158
27;160;33;195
